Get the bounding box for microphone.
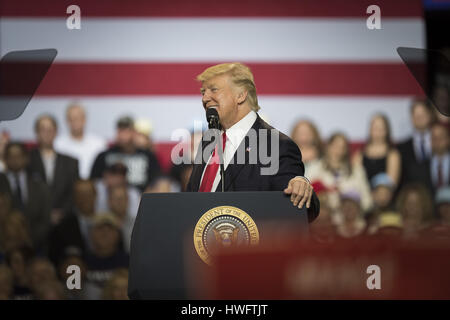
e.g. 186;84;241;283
206;107;220;129
205;107;225;192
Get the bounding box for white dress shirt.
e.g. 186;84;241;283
41;151;56;185
55;133;107;179
200;110;257;192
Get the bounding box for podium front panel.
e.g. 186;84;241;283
128;191;308;299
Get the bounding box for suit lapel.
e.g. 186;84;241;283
33;150;47;184
24;176;34;216
213;137;249;192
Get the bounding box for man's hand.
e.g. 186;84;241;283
283;176;313;209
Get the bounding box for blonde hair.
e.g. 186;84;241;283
197;62;260;112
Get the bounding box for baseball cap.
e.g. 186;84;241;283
371;173;395;190
116;116;134;129
134;118;153;136
92;213;121;229
378;212;403;229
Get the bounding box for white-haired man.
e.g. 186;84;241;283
55;103;107;179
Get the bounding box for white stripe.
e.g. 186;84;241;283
0;96;414;142
0;18;424;62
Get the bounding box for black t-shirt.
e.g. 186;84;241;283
84;250;129;288
90;146;161;191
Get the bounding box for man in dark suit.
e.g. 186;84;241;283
398;99;435;190
186;63;319;222
429;122;449;193
28;115;79;224
0;142;51;252
48;179;97;266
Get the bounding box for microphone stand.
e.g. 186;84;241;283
208;116;225;192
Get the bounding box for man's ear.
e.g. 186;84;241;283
236;89;248;105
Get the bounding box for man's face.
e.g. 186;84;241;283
67;107;86;136
91;224;120;254
431;125;449;155
104;172;127;188
372;186;393;209
412;104;432;131
402;191;423;224
116;128;134;147
341;199;360;222
74;182;96;216
201;73;241;129
5;145;28;172
108;188;128;218
29;260;55;290
36;118;57;148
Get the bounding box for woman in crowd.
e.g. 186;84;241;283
353;113;401;187
307;132;373;213
290;120;323;172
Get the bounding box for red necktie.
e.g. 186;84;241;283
199;132;226;192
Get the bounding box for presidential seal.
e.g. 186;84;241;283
193;206;260;265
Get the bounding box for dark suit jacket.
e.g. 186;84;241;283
0;172;51;252
28;149;79;211
48;210;86;266
186;115;320;222
398;138;434;192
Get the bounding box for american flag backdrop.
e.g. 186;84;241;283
0;0;425;168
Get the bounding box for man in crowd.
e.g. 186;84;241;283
186;63;319;221
29;115;79;224
429;122;449;192
55;103;107;179
90;116;161;191
83;214;128;300
107;185;135;253
0;143;51;252
48;179;97;265
398;99;435;188
94;163;140;219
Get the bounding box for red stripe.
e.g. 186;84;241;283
34;63;423;96
0;0;423;17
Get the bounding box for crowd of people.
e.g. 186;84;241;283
293;98;450;241
0;98;449;300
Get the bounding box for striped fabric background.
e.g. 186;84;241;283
0;0;425;155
